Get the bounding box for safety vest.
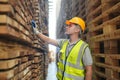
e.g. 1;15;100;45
57;40;88;80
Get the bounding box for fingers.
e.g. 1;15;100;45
33;27;40;34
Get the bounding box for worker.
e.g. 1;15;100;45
31;17;93;80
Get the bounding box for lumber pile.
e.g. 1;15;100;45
0;0;48;80
86;0;120;80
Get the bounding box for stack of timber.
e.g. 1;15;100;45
32;52;44;80
0;40;34;80
0;0;48;80
86;0;120;80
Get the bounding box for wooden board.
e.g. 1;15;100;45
0;67;17;79
0;4;14;14
0;0;9;3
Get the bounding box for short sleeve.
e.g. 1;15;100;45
82;47;93;66
57;39;67;48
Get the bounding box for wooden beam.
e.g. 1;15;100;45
0;4;14;15
0;59;19;70
0;0;9;3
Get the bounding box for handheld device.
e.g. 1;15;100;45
31;20;37;28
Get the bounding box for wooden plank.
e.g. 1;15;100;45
95;70;106;78
18;0;33;25
101;0;120;4
0;46;20;59
10;73;19;80
89;15;120;32
87;5;102;19
106;15;120;25
0;14;30;35
21;57;28;63
14;13;26;28
17;0;28;17
0;15;32;43
23;67;30;76
0;25;31;43
17;66;31;79
0;15;12;25
0;59;19;70
14;5;26;23
18;62;27;72
102;2;120;18
95;62;120;72
23;0;34;18
0;4;14;14
0;25;20;37
21;70;32;80
0;67;17;79
92;14;103;25
0;40;34;59
0;0;9;3
19;25;29;36
92;54;120;59
0;15;29;36
90;29;120;42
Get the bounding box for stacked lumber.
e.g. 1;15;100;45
0;0;48;80
0;0;33;42
32;52;44;80
86;0;120;80
0;40;33;80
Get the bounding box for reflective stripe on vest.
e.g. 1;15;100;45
57;40;88;80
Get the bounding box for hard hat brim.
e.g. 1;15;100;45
65;20;71;25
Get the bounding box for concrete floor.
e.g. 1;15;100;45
46;61;57;80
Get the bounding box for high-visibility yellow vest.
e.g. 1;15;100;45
57;40;88;80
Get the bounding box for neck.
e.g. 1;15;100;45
69;34;79;43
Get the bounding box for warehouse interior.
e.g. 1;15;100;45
0;0;120;80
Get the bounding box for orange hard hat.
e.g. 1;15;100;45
66;17;85;32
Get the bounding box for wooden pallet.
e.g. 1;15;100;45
93;54;120;80
86;0;120;80
87;1;120;26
